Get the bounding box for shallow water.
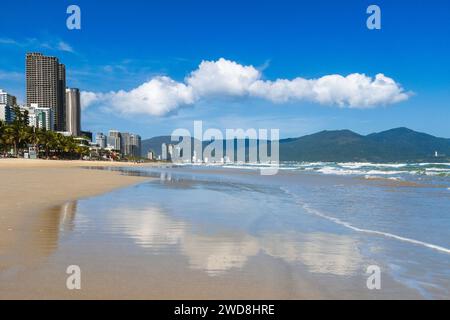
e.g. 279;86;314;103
1;164;449;299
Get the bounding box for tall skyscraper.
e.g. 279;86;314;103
131;134;142;158
107;130;122;152
26;53;66;131
58;64;66;131
121;132;141;158
65;88;81;136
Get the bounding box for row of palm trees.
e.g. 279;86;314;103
0;106;90;159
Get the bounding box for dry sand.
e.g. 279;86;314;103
0;159;156;269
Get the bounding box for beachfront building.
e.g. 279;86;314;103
21;104;54;131
147;151;154;160
65;88;81;136
0;104;14;123
0;89;16;106
107;130;122;152
96;132;107;148
0;89;17;123
131;134;141;158
121;132;141;158
26;53;66;131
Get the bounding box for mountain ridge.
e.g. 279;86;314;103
141;127;450;162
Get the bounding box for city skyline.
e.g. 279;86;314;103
1;51;142;159
0;0;449;139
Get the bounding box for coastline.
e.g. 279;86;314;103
0;159;157;271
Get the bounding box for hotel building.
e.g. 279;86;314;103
26;53;66;131
107;130;122;152
96;132;107;148
65;88;81;136
0;89;16;123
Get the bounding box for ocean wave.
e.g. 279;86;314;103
213;161;450;178
293;162;450;177
316;166;407;176
338;162;408;169
280;187;450;255
364;175;402;181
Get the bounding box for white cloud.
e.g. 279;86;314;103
249;73;411;107
82;58;411;116
57;41;74;53
0;37;75;53
187;58;261;97
80;91;101;110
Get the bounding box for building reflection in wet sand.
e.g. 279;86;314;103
6;201;78;267
109;205;363;276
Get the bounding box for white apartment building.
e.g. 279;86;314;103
0;89;16;106
0;89;17;123
21;104;54;130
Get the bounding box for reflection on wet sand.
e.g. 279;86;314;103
0;201;77;271
0;170;425;299
112;205;363;276
59;202;78;232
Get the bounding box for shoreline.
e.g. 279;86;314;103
0;159;157;271
0;158;164;168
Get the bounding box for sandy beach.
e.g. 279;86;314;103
0;159;156;271
0;161;445;299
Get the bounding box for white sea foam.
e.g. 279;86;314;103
217;162;450;178
364;175;402;181
338;162;408;169
280;187;450;255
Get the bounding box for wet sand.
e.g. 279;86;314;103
0;159;156;273
1;163;437;299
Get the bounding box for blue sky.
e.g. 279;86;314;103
0;0;449;139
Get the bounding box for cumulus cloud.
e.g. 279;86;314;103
187;58;261;97
80;91;100;110
82;58;411;116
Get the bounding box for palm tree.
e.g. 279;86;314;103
0;105;92;160
2;124;29;156
37;129;56;158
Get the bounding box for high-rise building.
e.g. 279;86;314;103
131;134;141;158
96;132;107;148
0;89;16;106
120;132;131;155
0;89;16;123
26;53;66;131
65;88;81;136
121;132;141;158
0;105;14;123
58;64;66;131
107;130;122;152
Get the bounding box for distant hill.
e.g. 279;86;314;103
141;136;201;157
141;128;450;162
141;136;174;156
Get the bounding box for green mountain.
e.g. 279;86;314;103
141;128;450;162
279;127;450;162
